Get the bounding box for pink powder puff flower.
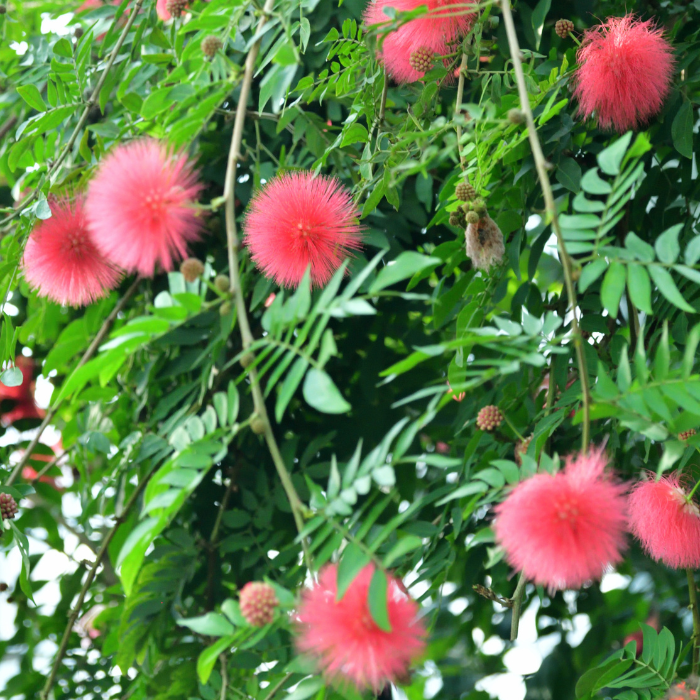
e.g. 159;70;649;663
295;563;426;692
573;15;675;133
156;0;171;20
23;197;121;307
364;0;475;84
243;172;362;288
628;473;700;569
86;139;203;277
493;446;627;591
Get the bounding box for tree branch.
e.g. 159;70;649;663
39;462;158;700
222;0;313;573
6;278;140;486
500;0;591;452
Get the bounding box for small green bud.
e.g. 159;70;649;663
214;274;230;293
466;211;480;225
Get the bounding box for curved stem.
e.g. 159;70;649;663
6;278;140;487
222;0;312;573
688;568;700;675
500;0;591;453
39;463;158;700
454;51;469;170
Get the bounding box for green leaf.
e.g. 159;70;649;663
10;523;35;604
530;0;552;49
53;37;73;58
299;17;311;52
303;368;351;414
369;252;441;293
383;535;423;567
368;568;392;632
580;168;612;195
579;259;607;292
625;232;655;263
648;264;695;313
600;262;626;317
627;265;653;314
672;99;694;159
17;84;47;112
556;156;581;192
597;132;633;176
336;543;371;600
177;612;235;636
655;224;682;264
197;635;236;684
276;357;308;422
341;123;369;147
576;657;632;698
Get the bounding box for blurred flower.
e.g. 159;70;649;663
435;441;450;454
75;604;105;648
628;473;700;569
573;15;674;133
0;356;45;427
264;292;276;308
494;446;627;590
23;197;121;307
295;563;425;692
622;612;659;657
666;681;699;700
447;382;465;402
86;139;204;277
364;0;475;83
243;172;362;288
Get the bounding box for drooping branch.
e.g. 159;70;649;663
6;278;140;487
39;462;158;700
499;0;591;452
223;0;313;572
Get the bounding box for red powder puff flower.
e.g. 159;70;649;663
156;0;171;19
295;563;426;692
23;197;120;307
85;139;204;277
493;446;627;590
628;473;700;569
573;15;675;133
243;172;362;288
364;0;475;83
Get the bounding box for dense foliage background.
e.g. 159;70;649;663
1;0;700;698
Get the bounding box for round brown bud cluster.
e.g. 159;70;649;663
239;582;278;626
679;429;696;441
202;35;223;58
214;274;230;293
180;257;205;283
449;210;467;228
476;405;503;431
555;19;574;39
514;435;533;466
0;583;8;592
0;493;18;521
508;108;525;125
409;48;434;74
165;0;188;17
456;181;476;202
466;210;480;225
74;27;84;39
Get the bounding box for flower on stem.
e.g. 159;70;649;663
243;172;362;288
23;197;121;307
86;139;204;277
363;0;475;84
494;446;627;590
295;563;426;692
573;15;674;133
628;473;700;569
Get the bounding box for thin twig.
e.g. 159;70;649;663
0;0;146;229
262;672;294;700
454;51;469;169
222;0;313;573
39;463;158;700
29;444;74;484
688;569;700;675
219;654;229;700
500;0;591;452
510;571;527;641
6;278;140;486
0;115;18;143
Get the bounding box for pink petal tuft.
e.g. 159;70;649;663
493;446;628;591
364;0;476;84
573;15;675;132
85;139;204;277
23;196;121;307
295;564;426;692
243;172;362;288
628;473;700;569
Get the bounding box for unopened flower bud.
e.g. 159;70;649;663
679;429;696;442
476;405;503;431
0;5;7;13
240;352;255;368
74;26;84;38
508;108;525;125
165;0;187;17
239;582;278;626
0;493;18;521
466;210;480;225
409;47;434;74
250;416;267;434
214;274;230;292
180;257;205;283
220;301;232;316
202;35;223;58
555;19;574;39
456;181;477;202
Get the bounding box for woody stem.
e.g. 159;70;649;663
688;569;700;675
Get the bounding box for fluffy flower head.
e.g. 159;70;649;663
364;0;475;83
494;446;627;590
628;472;700;569
243;172;362;288
85;139;203;277
573;15;674;132
23;197;120;307
295;563;426;692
